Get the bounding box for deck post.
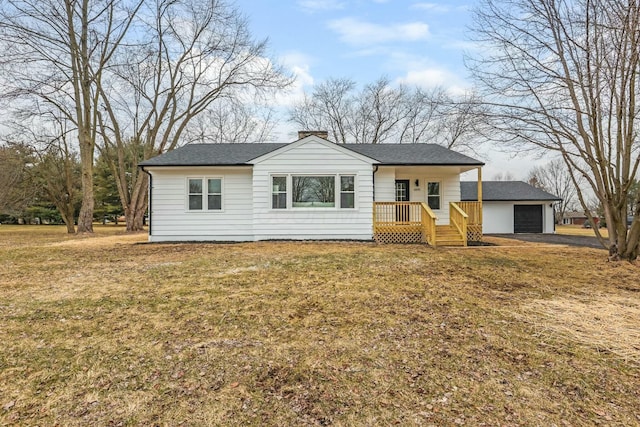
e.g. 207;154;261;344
477;167;483;224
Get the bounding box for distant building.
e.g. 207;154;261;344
562;211;599;226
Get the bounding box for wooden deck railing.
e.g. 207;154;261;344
457;201;482;225
373;202;437;244
449;202;468;246
373;201;481;245
373;201;423;225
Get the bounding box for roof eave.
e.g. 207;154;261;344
379;162;485;167
138;163;252;167
462;198;562;202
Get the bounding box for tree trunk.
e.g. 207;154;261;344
58;204;76;234
65;219;76;234
76;124;94;233
125;174;148;232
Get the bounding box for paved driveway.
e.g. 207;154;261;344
488;233;606;249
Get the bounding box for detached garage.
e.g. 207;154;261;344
461;181;561;234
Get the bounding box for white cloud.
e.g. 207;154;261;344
271;51;315;108
327;17;430;46
297;0;345;13
411;2;450;12
396;66;469;95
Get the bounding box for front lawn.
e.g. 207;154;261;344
0;227;638;425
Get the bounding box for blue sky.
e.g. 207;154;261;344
236;0;472;92
235;0;539;179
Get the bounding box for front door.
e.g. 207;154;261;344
395;180;410;222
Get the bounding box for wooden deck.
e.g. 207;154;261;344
373;201;482;246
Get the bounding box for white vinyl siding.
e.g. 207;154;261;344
482;202;514;234
147;167;253;241
252;138;375;240
374;167;396;201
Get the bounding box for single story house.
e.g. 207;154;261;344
562;211;600;227
460;181;561;234
139;132;485;245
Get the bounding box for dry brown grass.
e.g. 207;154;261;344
519;294;640;365
556;224;609;238
1;226;639;426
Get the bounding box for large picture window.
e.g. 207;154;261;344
292;176;335;208
271;174;356;209
427;181;440;210
187;177;222;211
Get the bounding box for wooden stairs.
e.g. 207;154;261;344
435;225;466;247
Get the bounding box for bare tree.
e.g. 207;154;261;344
0;0;143;233
0;142;35;216
191;100;278;144
434;92;487;152
528;158;580;224
352;77;408;144
398;87;447;144
290;77;484;149
469;0;640;260
95;0;292;231
289;77;355;143
492;171;516;181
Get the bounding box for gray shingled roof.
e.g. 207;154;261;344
138;143;287;166
139;142;484;167
343;144;483;166
461;181;562;201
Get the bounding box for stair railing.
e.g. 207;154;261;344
449;202;468;246
420;203;437;246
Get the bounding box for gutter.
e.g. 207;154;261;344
139;165;152;236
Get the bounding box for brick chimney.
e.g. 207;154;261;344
298;130;329;140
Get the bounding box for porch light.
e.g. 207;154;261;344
415;179;420;187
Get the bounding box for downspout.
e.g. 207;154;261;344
372;165;379;241
372;165;379;201
139;165;152;236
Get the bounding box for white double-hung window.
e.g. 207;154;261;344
187;177;222;211
427;181;440;210
271;176;287;209
340;175;355;209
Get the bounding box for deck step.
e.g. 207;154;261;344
435;239;465;246
435;225;465;247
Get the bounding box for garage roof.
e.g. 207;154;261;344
461;181;562;201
